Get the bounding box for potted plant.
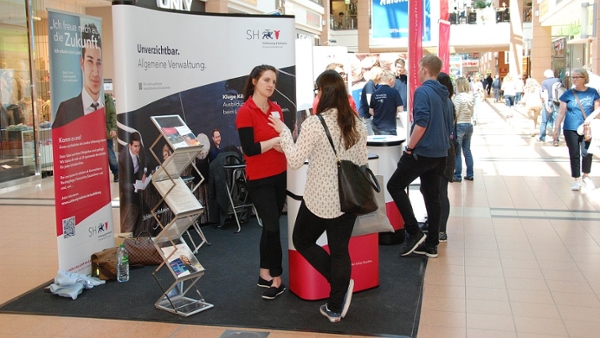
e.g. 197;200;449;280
474;1;494;24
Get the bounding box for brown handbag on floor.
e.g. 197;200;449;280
123;233;163;265
91;247;118;280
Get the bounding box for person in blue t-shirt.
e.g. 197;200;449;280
358;67;382;136
369;70;403;135
553;68;600;191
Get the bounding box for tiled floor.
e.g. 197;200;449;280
0;97;599;337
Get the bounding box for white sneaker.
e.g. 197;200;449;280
583;177;596;190
571;181;582;191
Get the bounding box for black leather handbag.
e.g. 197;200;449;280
317;115;380;216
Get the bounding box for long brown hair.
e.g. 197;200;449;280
242;64;278;101
315;70;359;150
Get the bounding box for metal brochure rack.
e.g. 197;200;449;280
149;115;213;317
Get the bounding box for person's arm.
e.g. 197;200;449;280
553;102;568;140
405;125;426;154
269;115;317;169
238;127;280;156
584;99;600;123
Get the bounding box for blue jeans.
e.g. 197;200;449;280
387;152;445;248
372;123;396;135
493;88;500;101
454;123;474;179
515;92;522;105
107;139;118;175
505;95;515;108
539;103;558;141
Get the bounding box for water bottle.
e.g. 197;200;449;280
116;244;129;282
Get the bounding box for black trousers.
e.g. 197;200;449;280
293;200;356;313
563;129;593;178
387;152;445;248
247;171;287;277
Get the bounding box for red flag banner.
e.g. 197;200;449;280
408;0;423;121
439;20;451;74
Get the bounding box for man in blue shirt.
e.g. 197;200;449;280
358;67;382;135
539;69;561;145
369;70;403;135
386;55;454;258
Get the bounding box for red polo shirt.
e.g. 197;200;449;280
236;99;287;180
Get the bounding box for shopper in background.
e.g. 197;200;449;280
104;93;118;183
432;72;456;243
553;68;600;191
524;78;543;137
469;74;484;125
492;74;502;103
358;66;382;135
514;74;525;106
313;63;357;115
269;70;367;323
453;77;475;183
539;69;561;145
387;55;454;259
236;64;287;300
501;73;517;117
369;70;403;135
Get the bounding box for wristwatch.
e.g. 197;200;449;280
405;146;413;152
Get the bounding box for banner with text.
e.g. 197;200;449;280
112;5;296;235
372;0;431;41
48;9;114;275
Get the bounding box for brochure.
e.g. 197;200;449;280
160;242;204;277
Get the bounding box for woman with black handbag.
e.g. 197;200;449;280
269;70;368;323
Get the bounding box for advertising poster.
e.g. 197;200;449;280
371;0;431;41
112;5;296;235
48;10;114;274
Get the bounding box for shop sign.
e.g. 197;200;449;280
306;11;321;28
462;59;479;67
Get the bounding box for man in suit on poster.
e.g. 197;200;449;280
53;23;103;128
118;132;148;233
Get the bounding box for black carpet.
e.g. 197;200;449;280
0;216;426;337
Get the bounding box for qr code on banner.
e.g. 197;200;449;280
62;216;76;239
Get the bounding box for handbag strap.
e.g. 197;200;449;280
316;114;340;163
572;89;588;119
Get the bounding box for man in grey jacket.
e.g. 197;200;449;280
386;55;454;259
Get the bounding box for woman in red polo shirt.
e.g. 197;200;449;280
236;64;287;300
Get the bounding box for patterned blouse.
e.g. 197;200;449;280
279;108;368;219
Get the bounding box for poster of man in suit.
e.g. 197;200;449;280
48;10;113;275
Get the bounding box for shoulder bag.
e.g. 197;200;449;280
124;232;163;265
573;90;592;142
317;114;380;216
91;247;118;280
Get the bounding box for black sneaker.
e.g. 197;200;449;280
464;176;474;181
341;279;354;318
413;243;438;258
262;283;285;300
399;231;426;256
113;174;119;183
257;276;273;288
439;232;448;243
320;304;341;322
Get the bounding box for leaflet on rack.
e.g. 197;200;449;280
154;178;203;215
161;242;204;277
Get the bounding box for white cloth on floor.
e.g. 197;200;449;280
49;270;106;300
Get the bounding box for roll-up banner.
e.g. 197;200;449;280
48;9;115;275
112;5;296;235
